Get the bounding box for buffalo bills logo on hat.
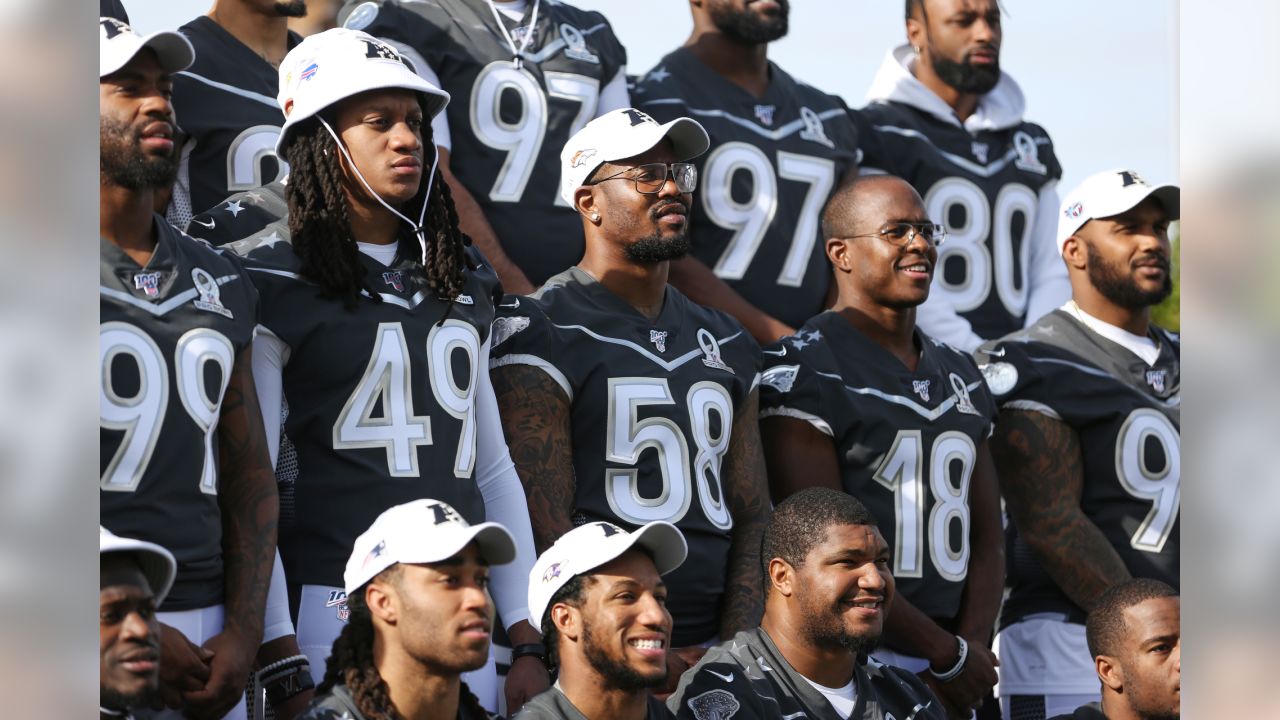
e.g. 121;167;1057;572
1065;201;1083;219
301;62;319;81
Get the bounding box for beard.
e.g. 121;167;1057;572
581;619;665;692
1086;242;1173;309
798;591;881;657
273;0;307;17
625;229;690;264
709;0;789;44
100;117;178;190
928;46;1001;95
100;682;157;713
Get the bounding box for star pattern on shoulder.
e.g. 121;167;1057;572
258;231;285;249
243;191;264;204
224;200;245;217
645;65;670;83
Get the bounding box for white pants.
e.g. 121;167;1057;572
295;584;500;713
137;604;247;720
997;615;1100;717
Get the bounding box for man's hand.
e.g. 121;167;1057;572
181;627;257;719
156;623;212;710
922;640;999;718
504;654;551;714
657;645;708;699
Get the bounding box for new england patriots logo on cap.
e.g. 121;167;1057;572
362;540;387;568
1065;201;1084;219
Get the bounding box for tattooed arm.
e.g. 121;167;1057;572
990;409;1130;611
490;365;577;554
719;389;770;638
185;344;279;719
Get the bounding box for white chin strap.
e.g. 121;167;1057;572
319;116;439;264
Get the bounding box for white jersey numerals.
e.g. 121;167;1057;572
100;323;234;494
872;430;976;581
1115;408;1180;553
703;142;837;288
604;378;735;529
333;321;481;478
226;124;287;192
923;178;1037;317
471;62;600;207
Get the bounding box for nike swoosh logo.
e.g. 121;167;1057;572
985;347;1006;357
707;669;734;683
782;713;807;719
498;298;520;309
905;701;932;720
192;218;215;229
763;347;787;356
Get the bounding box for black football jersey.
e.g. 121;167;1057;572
100;0;129;23
228;224;502;588
854;103;1061;340
186;180;289;246
101;218;259;611
975;310;1180;626
633;48;860;328
168;18;298;226
490;267;761;645
338;0;628;285
759;312;996;621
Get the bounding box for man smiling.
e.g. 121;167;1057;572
668;488;945;719
519;521;688;719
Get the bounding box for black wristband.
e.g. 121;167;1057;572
511;643;547;661
259;656;315;707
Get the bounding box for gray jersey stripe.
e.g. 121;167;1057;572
100;273;240;317
814;370;984;422
637;99;847;142
176;71;278;107
551;323;743;372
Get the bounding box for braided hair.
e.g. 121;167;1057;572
282;112;475;309
319;572;493;719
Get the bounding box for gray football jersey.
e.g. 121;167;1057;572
339;0;628;285
669;628;945;720
633;47;860;328
100;218;258;610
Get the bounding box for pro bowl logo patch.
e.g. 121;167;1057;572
191;268;233;318
570;148;597;168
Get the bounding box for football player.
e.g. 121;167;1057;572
632;0;860;344
166;0;304;227
336;0;631;293
490;108;770;688
226;28;543;713
521;521;688;719
300;500;513;720
100;528;177;720
759;176;1003;717
668;488;946;720
1065;580;1180;720
99;19;278;720
976;169;1180;720
855;0;1069;351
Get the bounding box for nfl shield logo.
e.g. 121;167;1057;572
382;271;404;292
754;104;776;126
912;380;931;402
133;271;163;297
649;330;668;353
1146;369;1168;393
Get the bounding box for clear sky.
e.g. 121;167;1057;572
121;0;1178;195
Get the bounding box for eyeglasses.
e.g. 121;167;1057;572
589;162;698;194
842;222;947;247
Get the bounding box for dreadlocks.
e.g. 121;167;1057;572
283;113;474;309
319;572;493;719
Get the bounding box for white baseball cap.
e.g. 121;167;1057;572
559;108;710;205
343;499;517;594
100;527;177;606
99;17;194;78
1057;168;1180;254
528;521;688;627
276;27;450;155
